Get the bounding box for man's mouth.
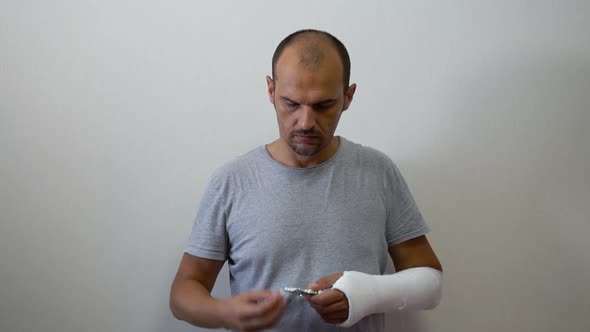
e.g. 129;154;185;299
293;134;319;143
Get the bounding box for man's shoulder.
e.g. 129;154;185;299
207;146;264;186
342;137;396;168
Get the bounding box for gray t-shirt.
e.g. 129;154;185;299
185;136;430;331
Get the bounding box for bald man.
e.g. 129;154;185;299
170;29;443;332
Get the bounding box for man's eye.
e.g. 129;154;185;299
285;102;298;108
316;103;333;111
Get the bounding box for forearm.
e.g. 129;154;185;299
332;267;443;327
170;279;227;328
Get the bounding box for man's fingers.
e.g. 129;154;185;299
308;278;333;291
238;292;281;320
308;298;347;315
310;300;349;325
308;272;344;291
315;299;349;316
224;290;286;331
307;289;346;307
241;295;285;331
261;296;286;327
306;289;349;325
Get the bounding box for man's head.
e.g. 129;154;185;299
266;29;356;159
272;29;351;90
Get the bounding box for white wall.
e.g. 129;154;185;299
1;1;589;331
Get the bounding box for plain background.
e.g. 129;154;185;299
1;1;589;331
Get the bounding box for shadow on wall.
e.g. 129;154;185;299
400;54;590;331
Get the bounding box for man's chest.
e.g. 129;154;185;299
225;184;388;275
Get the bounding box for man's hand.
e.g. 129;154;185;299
222;290;285;332
305;272;349;325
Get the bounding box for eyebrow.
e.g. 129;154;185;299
280;96;337;106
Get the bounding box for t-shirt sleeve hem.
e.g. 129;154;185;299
184;246;227;261
386;225;431;246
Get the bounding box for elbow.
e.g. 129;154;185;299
169;285;183;321
169;298;179;320
425;268;443;310
424;291;442;310
169;300;181;321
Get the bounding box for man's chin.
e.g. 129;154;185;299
289;142;321;157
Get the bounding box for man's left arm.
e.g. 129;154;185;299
387;234;442;272
306;235;443;326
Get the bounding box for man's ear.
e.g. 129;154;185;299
266;75;275;104
343;83;357;111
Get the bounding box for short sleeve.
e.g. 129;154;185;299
184;175;229;261
384;161;431;246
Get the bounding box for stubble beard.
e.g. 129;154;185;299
289;142;322;157
288;130;323;157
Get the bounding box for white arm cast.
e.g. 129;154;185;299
331;267;443;328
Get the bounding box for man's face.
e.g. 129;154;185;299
267;46;355;158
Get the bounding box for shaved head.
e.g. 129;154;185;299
272;29;351;89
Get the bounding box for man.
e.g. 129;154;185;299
170;29;443;331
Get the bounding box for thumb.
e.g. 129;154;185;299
308;273;343;291
308;281;322;292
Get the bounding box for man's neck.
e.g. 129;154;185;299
266;136;340;168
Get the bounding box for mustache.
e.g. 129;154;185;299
290;129;320;137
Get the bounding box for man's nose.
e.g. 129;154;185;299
299;106;317;130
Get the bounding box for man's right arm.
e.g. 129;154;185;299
169;253;227;328
169;253;286;331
